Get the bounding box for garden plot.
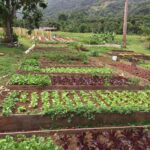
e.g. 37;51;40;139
7;72;144;91
2;90;150;116
0;43;150;143
0;127;150;149
52;127;150;150
23;50;92;67
108;50;150;61
0;90;150;132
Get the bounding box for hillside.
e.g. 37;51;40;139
44;0;150;18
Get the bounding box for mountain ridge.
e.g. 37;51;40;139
44;0;150;18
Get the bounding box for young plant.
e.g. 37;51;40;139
29;92;39;108
17;106;26;113
19;92;29;103
2;91;19;116
41;91;50;113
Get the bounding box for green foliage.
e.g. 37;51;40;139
139;63;150;70
41;67;113;74
90;51;100;57
17;106;26;113
3;90;150;118
41;91;50;113
29;92;39;108
0;0;47;42
0;135;61;150
43;51;88;64
10;74;51;86
20;92;28;103
44;9;150;34
2;91;19;116
128;78;140;85
21;59;40;72
22;59;39;66
90;33;115;45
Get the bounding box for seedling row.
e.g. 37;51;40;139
2;90;150;117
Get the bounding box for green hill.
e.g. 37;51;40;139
44;0;150;18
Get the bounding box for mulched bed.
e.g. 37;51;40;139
7;85;145;91
111;62;150;81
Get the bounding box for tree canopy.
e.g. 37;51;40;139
0;0;47;43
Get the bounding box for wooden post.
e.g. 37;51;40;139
122;0;129;48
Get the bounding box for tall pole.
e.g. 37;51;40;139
122;0;129;48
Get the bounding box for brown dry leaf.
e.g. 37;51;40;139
68;135;78;150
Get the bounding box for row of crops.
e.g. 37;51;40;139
10;74;138;86
0;136;61;150
21;66;113;75
2;90;150;116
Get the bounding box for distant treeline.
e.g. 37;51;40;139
4;12;150;35
45;13;150;34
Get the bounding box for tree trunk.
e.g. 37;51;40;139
4;16;14;44
3;0;14;44
122;0;129;48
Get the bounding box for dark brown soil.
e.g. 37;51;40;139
7;85;145;91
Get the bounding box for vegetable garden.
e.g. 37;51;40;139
0;43;150;149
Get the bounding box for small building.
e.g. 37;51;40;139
39;27;57;31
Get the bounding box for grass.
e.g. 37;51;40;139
54;32;150;55
0;37;32;85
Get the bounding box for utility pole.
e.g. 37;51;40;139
122;0;129;48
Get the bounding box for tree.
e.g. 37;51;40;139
0;0;47;44
58;14;68;21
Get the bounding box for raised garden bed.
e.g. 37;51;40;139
19;66;111;74
0;135;61;149
1;90;150;116
0;126;149;150
51;75;133;86
13;73;137;87
0;112;150;132
108;50;150;61
111;62;150;81
52;127;150;150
